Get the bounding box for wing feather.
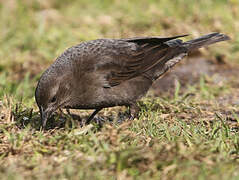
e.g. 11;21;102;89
96;35;188;87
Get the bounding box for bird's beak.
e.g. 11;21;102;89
40;106;53;129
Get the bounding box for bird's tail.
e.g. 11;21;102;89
150;32;230;81
183;32;230;51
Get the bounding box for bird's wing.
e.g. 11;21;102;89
96;35;188;88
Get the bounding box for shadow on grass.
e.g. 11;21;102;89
12;103;132;131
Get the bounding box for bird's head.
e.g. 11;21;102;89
35;67;73;128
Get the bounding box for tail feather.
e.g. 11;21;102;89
183;32;230;51
144;32;229;82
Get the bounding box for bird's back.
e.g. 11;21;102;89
45;37;184;109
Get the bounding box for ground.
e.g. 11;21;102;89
0;0;239;180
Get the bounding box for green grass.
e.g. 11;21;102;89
1;84;239;180
0;0;239;179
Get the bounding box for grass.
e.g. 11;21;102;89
0;0;239;179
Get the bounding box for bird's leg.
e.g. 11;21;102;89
59;108;64;114
66;109;71;116
129;103;140;120
86;108;102;124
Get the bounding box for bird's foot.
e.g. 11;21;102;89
129;103;140;120
93;116;106;126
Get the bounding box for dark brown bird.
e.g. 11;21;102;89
35;32;230;128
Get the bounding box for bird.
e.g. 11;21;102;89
35;32;230;128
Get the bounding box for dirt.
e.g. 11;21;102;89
152;55;239;96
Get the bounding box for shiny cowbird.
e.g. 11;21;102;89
35;33;230;128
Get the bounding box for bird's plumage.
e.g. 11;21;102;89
35;33;230;128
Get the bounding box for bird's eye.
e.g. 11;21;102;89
50;96;56;103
